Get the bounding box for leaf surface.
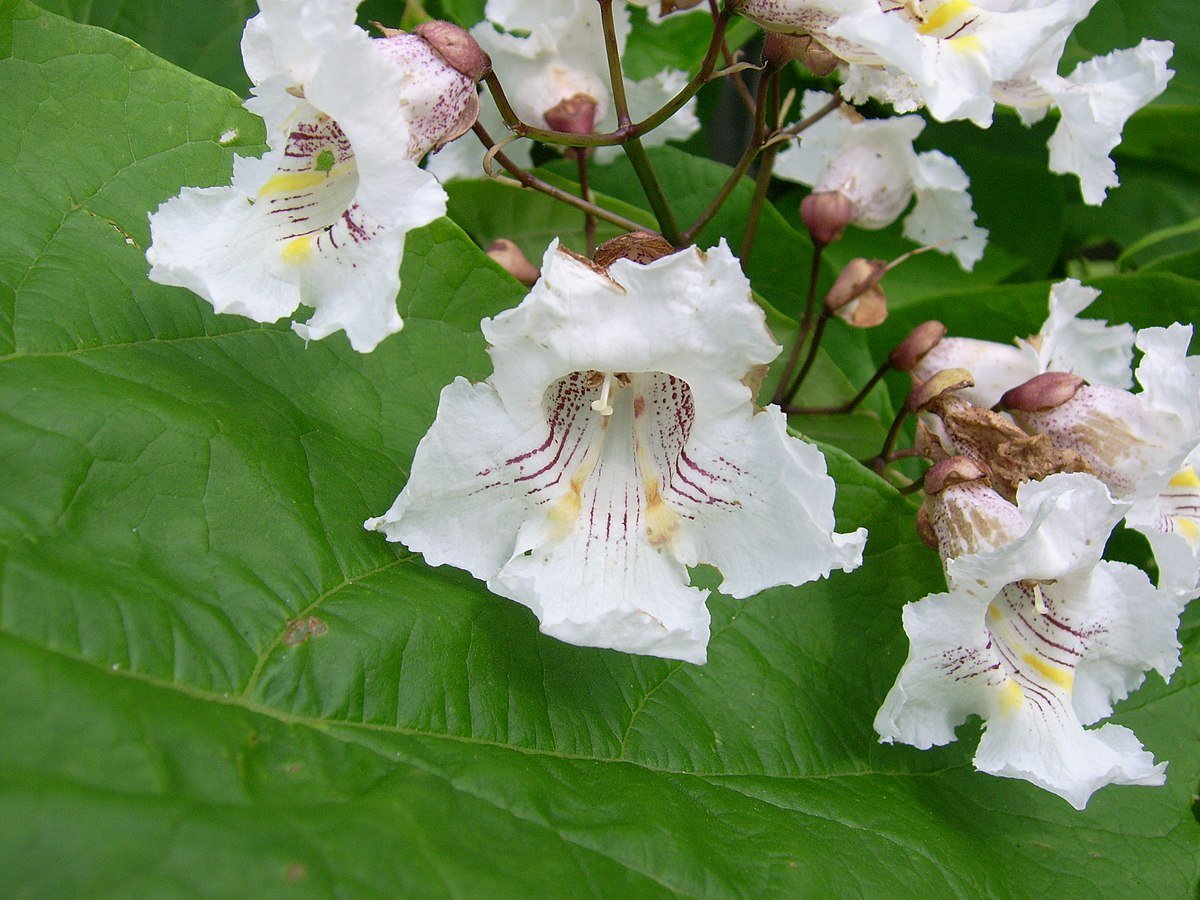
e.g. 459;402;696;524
1;4;1198;897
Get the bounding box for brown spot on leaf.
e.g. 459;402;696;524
283;616;329;646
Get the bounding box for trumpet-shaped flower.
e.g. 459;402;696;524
147;1;482;351
774;91;987;268
366;240;867;663
878;473;1182;809
427;0;698;180
912;279;1134;408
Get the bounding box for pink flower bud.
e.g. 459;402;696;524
593;232;677;267
413;21;491;82
999;372;1086;412
544;93;600;136
801;191;854;248
890;321;946;372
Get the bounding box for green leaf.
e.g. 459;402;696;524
2;4;1199;896
36;0;255;93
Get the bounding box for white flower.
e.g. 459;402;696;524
147;2;482;351
774;90;987;268
878;473;1182;809
366;240;867;663
427;0;699;181
912;279;1134;408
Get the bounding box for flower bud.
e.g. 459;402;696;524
890;321;946;372
486;239;539;287
905;368;974;413
413;20;492;82
824;257;886;311
593;232;676;268
801;191;854;249
544;93;600;136
999;372;1086;413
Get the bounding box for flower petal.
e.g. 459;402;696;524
904;149;988;269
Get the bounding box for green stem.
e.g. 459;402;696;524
784;360;891;415
680;63;772;245
739;72;782;263
772;245;823;406
782;308;829;407
598;0;633;128
472;123;652;236
623;137;681;245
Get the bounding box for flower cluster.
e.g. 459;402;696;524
877;283;1199;806
139;0;1193;814
743;0;1174;203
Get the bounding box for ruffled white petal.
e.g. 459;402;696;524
670;406;866;596
1026;278;1134;390
485;241;781;425
365;378;541;579
905;149;988;269
1041;40;1174;205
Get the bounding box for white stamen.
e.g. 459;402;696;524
591;372;615;416
1032;581;1047;616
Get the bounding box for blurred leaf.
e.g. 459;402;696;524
1;4;1199;897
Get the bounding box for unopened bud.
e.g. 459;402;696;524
824;257;886;311
414;21;492;81
762;33;839;76
544;93;599;136
486;239;539;287
924;456;989;496
999;372;1086;413
593;232;676;268
801;191;854;249
890;321;946;372
660;0;706;13
905;368;974;413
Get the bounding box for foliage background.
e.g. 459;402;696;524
1;0;1197;894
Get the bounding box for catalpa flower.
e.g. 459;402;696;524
147;2;486;351
1004;326;1200;601
911;279;1134;408
879;469;1182;809
743;0;1098;126
774;91;987;269
367;239;866;663
428;0;698;180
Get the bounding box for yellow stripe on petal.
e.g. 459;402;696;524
1169;466;1200;489
280;235;314;263
1023;653;1074;691
644;479;679;547
259;170;329;198
999;679;1024;711
1174;516;1200;544
917;0;973;34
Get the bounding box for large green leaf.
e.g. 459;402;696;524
36;0;255;93
2;3;1199;896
